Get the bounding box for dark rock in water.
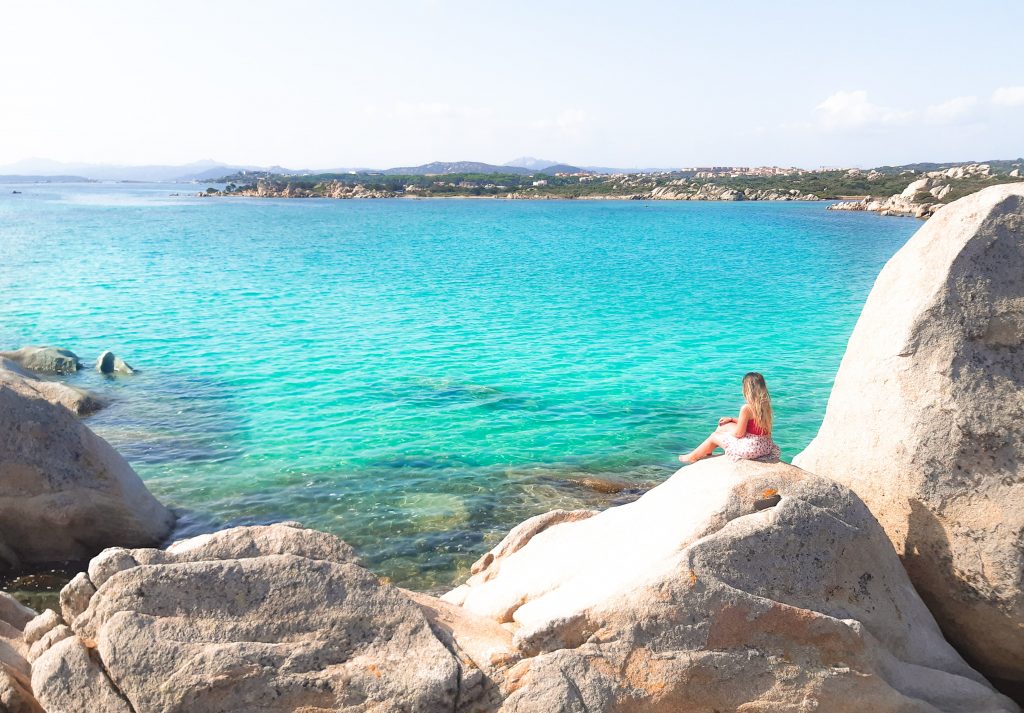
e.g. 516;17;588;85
95;350;135;375
0;346;80;374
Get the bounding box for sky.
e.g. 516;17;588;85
1;0;1022;170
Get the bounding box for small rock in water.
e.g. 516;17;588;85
95;350;135;375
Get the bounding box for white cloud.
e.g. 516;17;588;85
814;90;913;130
925;95;978;124
992;86;1024;107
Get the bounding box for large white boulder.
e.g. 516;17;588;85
0;379;174;569
794;184;1024;687
901;176;933;199
444;458;1016;712
33;524;463;713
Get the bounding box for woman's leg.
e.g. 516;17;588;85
679;433;722;463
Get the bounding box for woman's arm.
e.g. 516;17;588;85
732;405;752;437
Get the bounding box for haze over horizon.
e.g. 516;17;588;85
2;0;1022;170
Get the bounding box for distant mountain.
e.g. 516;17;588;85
1;156;643;181
504;156;559;170
0;174;91;183
381;161;533;176
0;158;246;182
0;158;320;182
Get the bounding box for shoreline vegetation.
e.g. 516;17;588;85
201;159;1024;219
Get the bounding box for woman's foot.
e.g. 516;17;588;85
678;452;701;464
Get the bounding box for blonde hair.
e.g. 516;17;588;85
742;372;773;436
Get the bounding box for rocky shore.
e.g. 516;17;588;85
204;178;821;203
220;180;399;199
1;185;1022;711
203;178;819;202
828;163;1024;219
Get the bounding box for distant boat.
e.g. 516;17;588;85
11;190;21;194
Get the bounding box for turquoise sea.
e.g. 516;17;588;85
0;183;919;589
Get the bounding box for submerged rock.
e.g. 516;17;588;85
565;475;634;494
94;351;135;375
0;346;80;375
0;358;103;416
33;523;463;713
444;458;1016;712
795;184;1024;688
0;378;174;570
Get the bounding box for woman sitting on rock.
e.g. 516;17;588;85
679;372;781;463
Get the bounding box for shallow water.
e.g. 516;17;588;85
0;183;919;589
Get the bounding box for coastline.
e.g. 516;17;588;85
198;161;1024;219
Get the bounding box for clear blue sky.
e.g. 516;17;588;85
2;0;1021;169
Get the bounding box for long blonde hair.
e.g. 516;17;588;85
742;372;773;436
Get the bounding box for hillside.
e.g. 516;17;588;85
207;160;1024;212
381;161;533;176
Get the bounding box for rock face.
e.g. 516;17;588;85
444;457;1016;712
17;467;1018;712
829;194;941;219
647;182;819;201
0;347;80;375
0;379;174;570
31;524;464;713
828;163;1023;219
0;359;103;416
210;179;399;199
0;592;43;713
94;351;135;375
795;184;1024;687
